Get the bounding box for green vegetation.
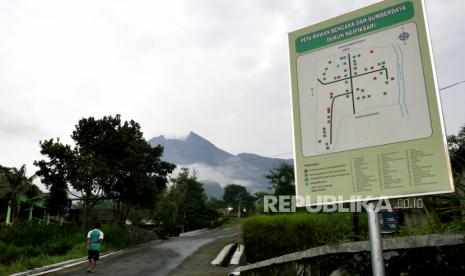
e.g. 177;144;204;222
154;168;223;236
242;210;465;263
0;164;41;224
223;184;256;215
240;128;465;263
0;115;222;274
242;212;368;262
264;162;295;196
34;114;176;223
0;223;129;275
397;213;465;236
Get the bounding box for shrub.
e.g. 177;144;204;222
100;223;129;250
398;212;465;236
242;213;367;262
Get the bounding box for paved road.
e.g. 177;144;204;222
47;227;238;276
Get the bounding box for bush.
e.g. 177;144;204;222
398;212;465;236
100;223;129;250
242;213;368;262
0;223;79;265
0;222;136;275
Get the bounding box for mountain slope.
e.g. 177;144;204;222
148;132;293;194
149;132;233;166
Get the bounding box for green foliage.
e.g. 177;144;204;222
0;222;82;265
223;184;256;215
0;222;131;275
34;115;175;222
242;213;367;262
126;208;149;225
398;212;465;236
264;162;295;196
155;168;221;236
206;197;227;210
34;139;71;215
100;223;129;250
0;164;38;222
429;125;465;222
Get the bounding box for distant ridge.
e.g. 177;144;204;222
149;131;233;166
148;132;293;195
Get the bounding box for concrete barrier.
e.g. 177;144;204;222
211;243;236;266
230;244;246;266
235;234;465;275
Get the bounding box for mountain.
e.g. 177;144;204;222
148;132;293;195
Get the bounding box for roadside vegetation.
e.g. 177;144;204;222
0;114;235;275
242;125;465;262
3;117;465;272
242;212;368;262
0;223;128;275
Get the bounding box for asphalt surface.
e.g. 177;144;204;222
45;227;238;276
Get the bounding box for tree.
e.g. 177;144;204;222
446;125;465;217
206;197;227;210
34;139;72;217
223;184;256;215
35;115;175;223
448;126;465;184
265;163;295;196
1;165;37;223
155;168;219;235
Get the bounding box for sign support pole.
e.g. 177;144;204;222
367;201;385;276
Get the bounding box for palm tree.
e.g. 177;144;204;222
4;165;36;223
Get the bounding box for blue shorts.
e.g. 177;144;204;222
88;250;100;260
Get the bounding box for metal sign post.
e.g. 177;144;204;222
367;201;385;276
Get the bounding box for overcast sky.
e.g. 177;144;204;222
0;0;464;177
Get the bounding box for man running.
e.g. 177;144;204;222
87;222;104;273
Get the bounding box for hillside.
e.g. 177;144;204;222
148;132;293;196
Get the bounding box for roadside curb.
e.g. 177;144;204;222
10;250;123;276
229;244;245;266
179;228;209;237
10;239;162;276
211;243;236;266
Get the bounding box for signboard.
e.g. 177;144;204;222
289;0;453;206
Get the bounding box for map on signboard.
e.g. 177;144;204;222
297;23;432;157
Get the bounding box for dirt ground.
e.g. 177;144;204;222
168;235;237;276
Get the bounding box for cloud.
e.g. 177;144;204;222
173;163;255;189
0;0;463;176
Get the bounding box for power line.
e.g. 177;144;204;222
440;80;465;91
183;80;464;169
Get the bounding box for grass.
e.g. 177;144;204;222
0;223;130;276
397;212;465;236
242;212;368;262
241;211;465;263
0;243;87;276
220;217;241;229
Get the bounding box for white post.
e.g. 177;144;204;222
6;205;11;225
